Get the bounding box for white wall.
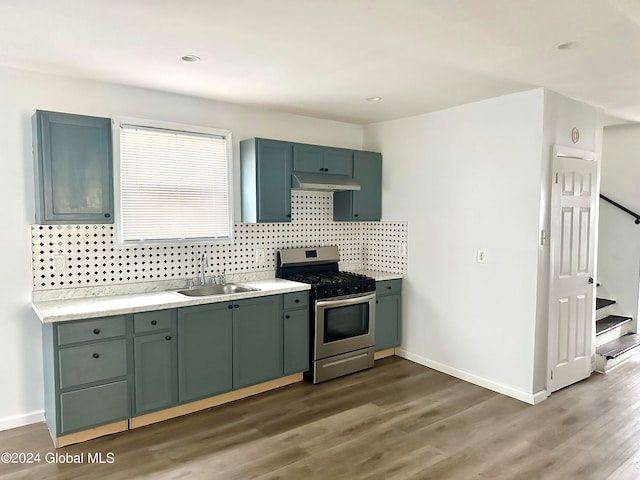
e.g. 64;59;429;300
364;89;546;401
0;66;363;430
598;124;640;324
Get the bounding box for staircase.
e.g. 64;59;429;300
595;297;640;372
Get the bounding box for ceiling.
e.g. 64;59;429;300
1;0;639;125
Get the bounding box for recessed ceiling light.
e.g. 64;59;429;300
181;55;201;63
366;96;382;102
557;41;580;50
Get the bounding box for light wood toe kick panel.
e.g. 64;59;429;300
374;348;395;360
56;420;129;448
130;373;303;429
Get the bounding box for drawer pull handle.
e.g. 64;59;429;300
93;328;100;334
151;320;157;325
92;353;100;359
165;336;172;341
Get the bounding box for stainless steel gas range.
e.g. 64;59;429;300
276;246;376;383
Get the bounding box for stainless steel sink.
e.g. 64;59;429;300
177;283;260;297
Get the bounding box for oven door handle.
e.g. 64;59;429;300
316;292;376;308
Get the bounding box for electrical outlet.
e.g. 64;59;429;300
477;249;486;264
53;254;66;270
255;248;265;264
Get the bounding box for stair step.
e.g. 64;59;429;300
596;315;633;336
596;333;640;360
596;298;616;310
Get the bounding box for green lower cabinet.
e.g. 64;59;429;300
375;279;402;352
178;303;233;403
133;331;177;415
60;381;129;434
283;309;309;375
233;296;282;389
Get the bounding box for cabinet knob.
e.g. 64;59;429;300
354;214;359;218
93;328;100;335
295;299;300;303
387;286;392;290
151;320;157;325
376;300;379;304
234;304;239;309
104;213;111;218
228;304;233;309
92;353;100;359
285;315;290;319
286;213;291;217
165;336;172;341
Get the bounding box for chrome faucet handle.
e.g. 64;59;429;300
187;278;194;289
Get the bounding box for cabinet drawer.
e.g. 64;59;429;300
59;339;127;389
57;316;126;346
283;291;308;310
60;380;129;434
376;279;402;296
134;310;173;334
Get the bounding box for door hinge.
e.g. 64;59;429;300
540;230;549;246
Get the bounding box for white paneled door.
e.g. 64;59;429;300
548;146;598;393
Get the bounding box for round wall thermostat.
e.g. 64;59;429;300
571;127;580;144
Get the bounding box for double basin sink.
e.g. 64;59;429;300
176;283;260;297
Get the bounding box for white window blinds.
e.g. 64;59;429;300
117;121;232;244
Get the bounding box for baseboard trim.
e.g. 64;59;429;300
395;349;544;405
130;373;303;429
374;348;395;360
56;420;128;448
0;410;44;432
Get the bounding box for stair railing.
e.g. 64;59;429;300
600;194;640;225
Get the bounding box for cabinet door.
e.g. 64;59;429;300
352;151;382;220
375;294;401;351
257;139;292;222
178;303;233;403
323;148;353;176
233;296;282;389
34;110;113;224
283;309;309;375
333;150;382;221
292;144;324;173
134;332;177;414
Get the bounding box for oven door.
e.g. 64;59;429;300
314;292;376;360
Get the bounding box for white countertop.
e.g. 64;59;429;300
349;269;404;282
32;279;310;324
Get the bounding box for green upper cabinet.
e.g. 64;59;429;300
241;138;293;223
33;110;114;224
232;295;282;389
334;151;382;221
293;143;352;176
177;303;233;403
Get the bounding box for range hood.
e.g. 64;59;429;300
291;172;361;192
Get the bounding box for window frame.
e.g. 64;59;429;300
112;116;234;247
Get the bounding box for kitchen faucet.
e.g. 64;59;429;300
199;252;208;286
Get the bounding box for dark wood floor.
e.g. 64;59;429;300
2;355;640;480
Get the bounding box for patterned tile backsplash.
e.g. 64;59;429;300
31;191;407;291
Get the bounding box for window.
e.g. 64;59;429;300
113;117;233;246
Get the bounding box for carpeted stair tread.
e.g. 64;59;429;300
596;315;633;335
596;333;640;360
